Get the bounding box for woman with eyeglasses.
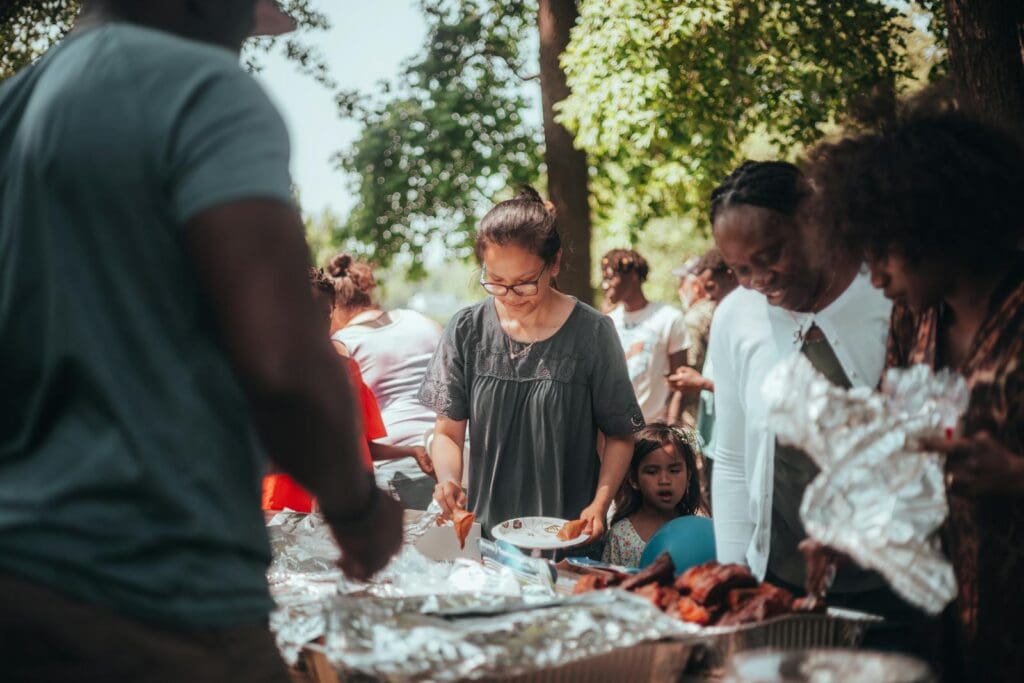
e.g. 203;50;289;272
418;186;644;539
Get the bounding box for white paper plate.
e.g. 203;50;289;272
491;516;591;550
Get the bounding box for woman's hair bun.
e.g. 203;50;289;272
515;185;544;204
328;253;353;278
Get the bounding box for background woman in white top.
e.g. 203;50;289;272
707;161;920;639
327;254;441;509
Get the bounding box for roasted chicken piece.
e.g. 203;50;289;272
572;574;610;594
676;597;712;626
557;519;586;541
674;561;758;605
619;552;676;592
715;583;794;626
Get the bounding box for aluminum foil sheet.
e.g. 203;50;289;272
322;589;697;681
762;356;968;615
267;510;534;665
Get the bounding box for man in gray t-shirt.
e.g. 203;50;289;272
0;2;401;679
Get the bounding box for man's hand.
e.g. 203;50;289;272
433;479;467;520
920;431;1024;496
326;485;404;581
666;367;714;395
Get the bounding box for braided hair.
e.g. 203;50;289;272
709;160;808;225
474;185;562;265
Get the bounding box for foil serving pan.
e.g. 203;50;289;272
687;607;881;672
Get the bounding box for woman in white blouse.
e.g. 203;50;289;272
706;162;922;637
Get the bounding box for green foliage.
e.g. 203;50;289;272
0;1;78;80
558;0;937;237
0;1;332;83
333;0;543;276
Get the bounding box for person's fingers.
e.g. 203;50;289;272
434;486;454;519
581;517;594;536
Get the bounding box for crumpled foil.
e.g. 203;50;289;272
322;590;697;682
267;509;546;667
762;356;968;615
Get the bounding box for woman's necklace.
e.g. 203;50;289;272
506;334;535;360
501;306;541;361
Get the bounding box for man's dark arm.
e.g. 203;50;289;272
185;199;402;577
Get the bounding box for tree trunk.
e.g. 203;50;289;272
538;0;592;304
944;0;1024;136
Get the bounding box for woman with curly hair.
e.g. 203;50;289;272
803;93;1024;682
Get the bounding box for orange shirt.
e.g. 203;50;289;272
261;357;385;512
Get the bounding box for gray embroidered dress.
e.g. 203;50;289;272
419;299;645;535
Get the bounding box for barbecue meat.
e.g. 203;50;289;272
618;552;676;592
674;561;757;605
572;574;610;594
676;597;712;626
715;583;794;626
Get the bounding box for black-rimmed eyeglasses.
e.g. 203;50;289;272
479;265;547;297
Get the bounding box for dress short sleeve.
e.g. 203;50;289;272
418;310;470;421
591;316;645;435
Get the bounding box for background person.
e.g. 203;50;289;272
602;249;691;425
420;186;643;539
326;254;441;509
667;247;739;500
0;1;401;680
804;94;1024;681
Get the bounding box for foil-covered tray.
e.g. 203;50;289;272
762;356;968;615
319;589;698;682
687;607;881;673
267;512;701;680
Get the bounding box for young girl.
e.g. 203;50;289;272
602;423;709;567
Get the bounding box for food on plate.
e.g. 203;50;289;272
556;519;586;541
512;519;523;529
451;509;475;549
